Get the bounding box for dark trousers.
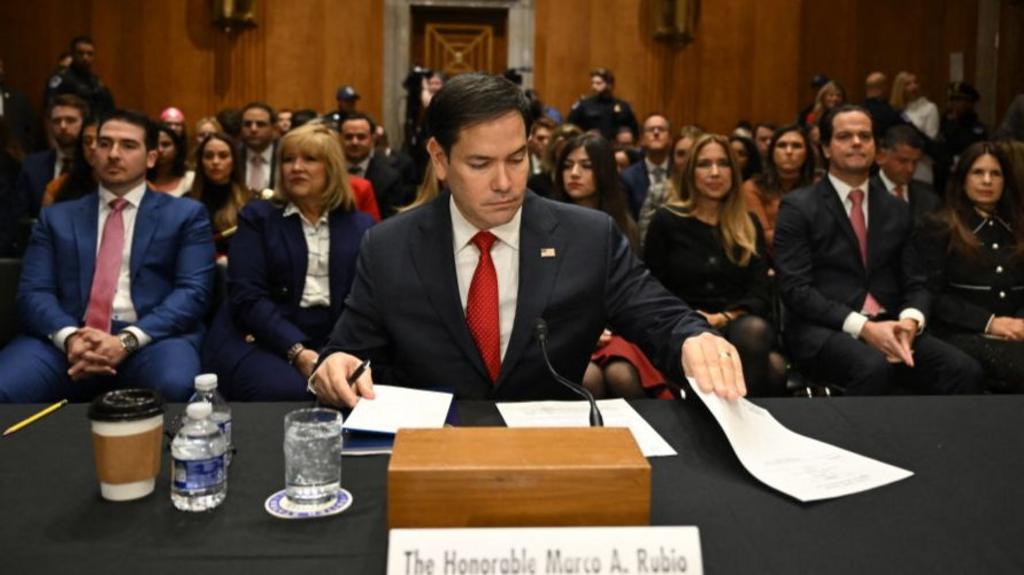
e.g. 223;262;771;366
804;330;985;395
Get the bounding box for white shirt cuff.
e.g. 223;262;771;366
842;312;869;339
899;308;926;333
984;314;996;335
122;326;153;348
51;326;79;354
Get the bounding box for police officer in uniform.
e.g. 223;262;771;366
567;68;638;141
45;36;114;120
941;82;988;163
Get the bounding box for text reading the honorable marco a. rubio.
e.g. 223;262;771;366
387;527;704;575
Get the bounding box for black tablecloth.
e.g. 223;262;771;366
1;396;1022;573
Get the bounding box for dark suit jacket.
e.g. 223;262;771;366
17;189;215;345
870;174;941;226
204;200;374;372
320;191;710;400
14;149;56;219
240;142;278;189
619;160;650;219
773;177;929;361
384;149;418;189
364;155;408;219
2;85;41;152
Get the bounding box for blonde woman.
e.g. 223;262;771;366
202;123;375;400
891;71;940;183
644;134;786;395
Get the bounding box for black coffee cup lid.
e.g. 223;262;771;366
88;389;164;422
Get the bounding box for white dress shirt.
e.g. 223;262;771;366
284;203;331;308
245;145;274;189
52;150;71;180
350;155;372;178
828;174;925;338
451;196;521;360
877;170;908;202
904;97;939;184
52;182;153;352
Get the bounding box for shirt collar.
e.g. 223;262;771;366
644;157;669;173
878;170;897;192
828;172;869;205
356;154;372;175
450;194;522;254
283;202;328;226
98;180;146;208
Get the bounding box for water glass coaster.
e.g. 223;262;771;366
264;488;353;519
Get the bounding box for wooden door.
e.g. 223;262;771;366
410;6;508;77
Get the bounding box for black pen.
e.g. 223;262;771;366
348;358;371;390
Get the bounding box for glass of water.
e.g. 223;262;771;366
283;408;343;503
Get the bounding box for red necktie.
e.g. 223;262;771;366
848;189;881;316
84;198;128;332
466;231;501;382
248;154;265;190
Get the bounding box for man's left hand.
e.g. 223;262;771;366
681;332;746;400
894;318;919;364
76;328;129;368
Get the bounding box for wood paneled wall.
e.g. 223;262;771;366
0;0;997;139
0;0;383;131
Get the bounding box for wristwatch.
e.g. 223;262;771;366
286;343;305;364
117;331;140;354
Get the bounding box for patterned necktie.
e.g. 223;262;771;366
84;198;128;332
466;231;501;383
893;185;907;202
248;153;265;190
651;166;666;184
848;189;881;316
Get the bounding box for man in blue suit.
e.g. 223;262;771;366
619;113;672;218
309;73;746;408
0;109;215;402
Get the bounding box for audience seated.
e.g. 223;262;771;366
915;142;1024;392
42;116;97;206
872;124;941;226
187;132;253;256
741;124;815;251
202;123;375;400
0;109;215;402
552;133;672;399
774;105;983;395
526;122;582;198
644;134;785;396
620;113;673;219
803;80;845;128
728;133;761;182
341;112;408;219
239;102;278;194
147;123;194;197
891;71;940;184
637;126;704;246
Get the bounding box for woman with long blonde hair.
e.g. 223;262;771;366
202;123;376;400
891;70;940;183
644;134;786;395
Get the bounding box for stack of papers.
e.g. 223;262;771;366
342;386;453;455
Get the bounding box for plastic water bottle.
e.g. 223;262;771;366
171;402;228;512
189;373;232;464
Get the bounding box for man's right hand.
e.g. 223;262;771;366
308;352;376;408
860;320;915;366
65;330;116;381
988;317;1024;341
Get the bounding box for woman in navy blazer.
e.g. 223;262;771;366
203;123;375;400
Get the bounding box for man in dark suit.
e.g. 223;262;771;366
872;124;941;226
240;101;278;193
774;105;982;395
309;73;745;407
862;72;902;141
3;94;89;255
620;113;672;218
342;113;409;218
0;110;215;403
374;124;418;190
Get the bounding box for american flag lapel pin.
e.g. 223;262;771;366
540;247;556;258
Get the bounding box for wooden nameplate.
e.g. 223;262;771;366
388;427;650;528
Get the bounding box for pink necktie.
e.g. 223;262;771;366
848;189;881;316
84;198;128;332
466;231;501;383
248;154;265;190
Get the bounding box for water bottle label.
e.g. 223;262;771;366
172;456;225;491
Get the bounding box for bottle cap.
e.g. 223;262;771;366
186;402;213;420
194;373;218;392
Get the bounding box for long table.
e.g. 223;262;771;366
1;396;1022;573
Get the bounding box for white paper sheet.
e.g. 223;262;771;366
496;398;677;457
342;385;453;434
689;378;913;502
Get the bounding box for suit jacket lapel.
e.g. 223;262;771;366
75;194;99;306
820;179;864;271
410;193;491;380
495;193;562;390
130;189;160;280
866;181;889;273
327;210;354;316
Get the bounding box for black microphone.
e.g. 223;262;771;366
533;318;603;427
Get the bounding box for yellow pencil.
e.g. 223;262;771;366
3;399;68;436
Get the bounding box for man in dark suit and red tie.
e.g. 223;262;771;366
773;104;982;395
0;109;215;402
309;73;745;407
